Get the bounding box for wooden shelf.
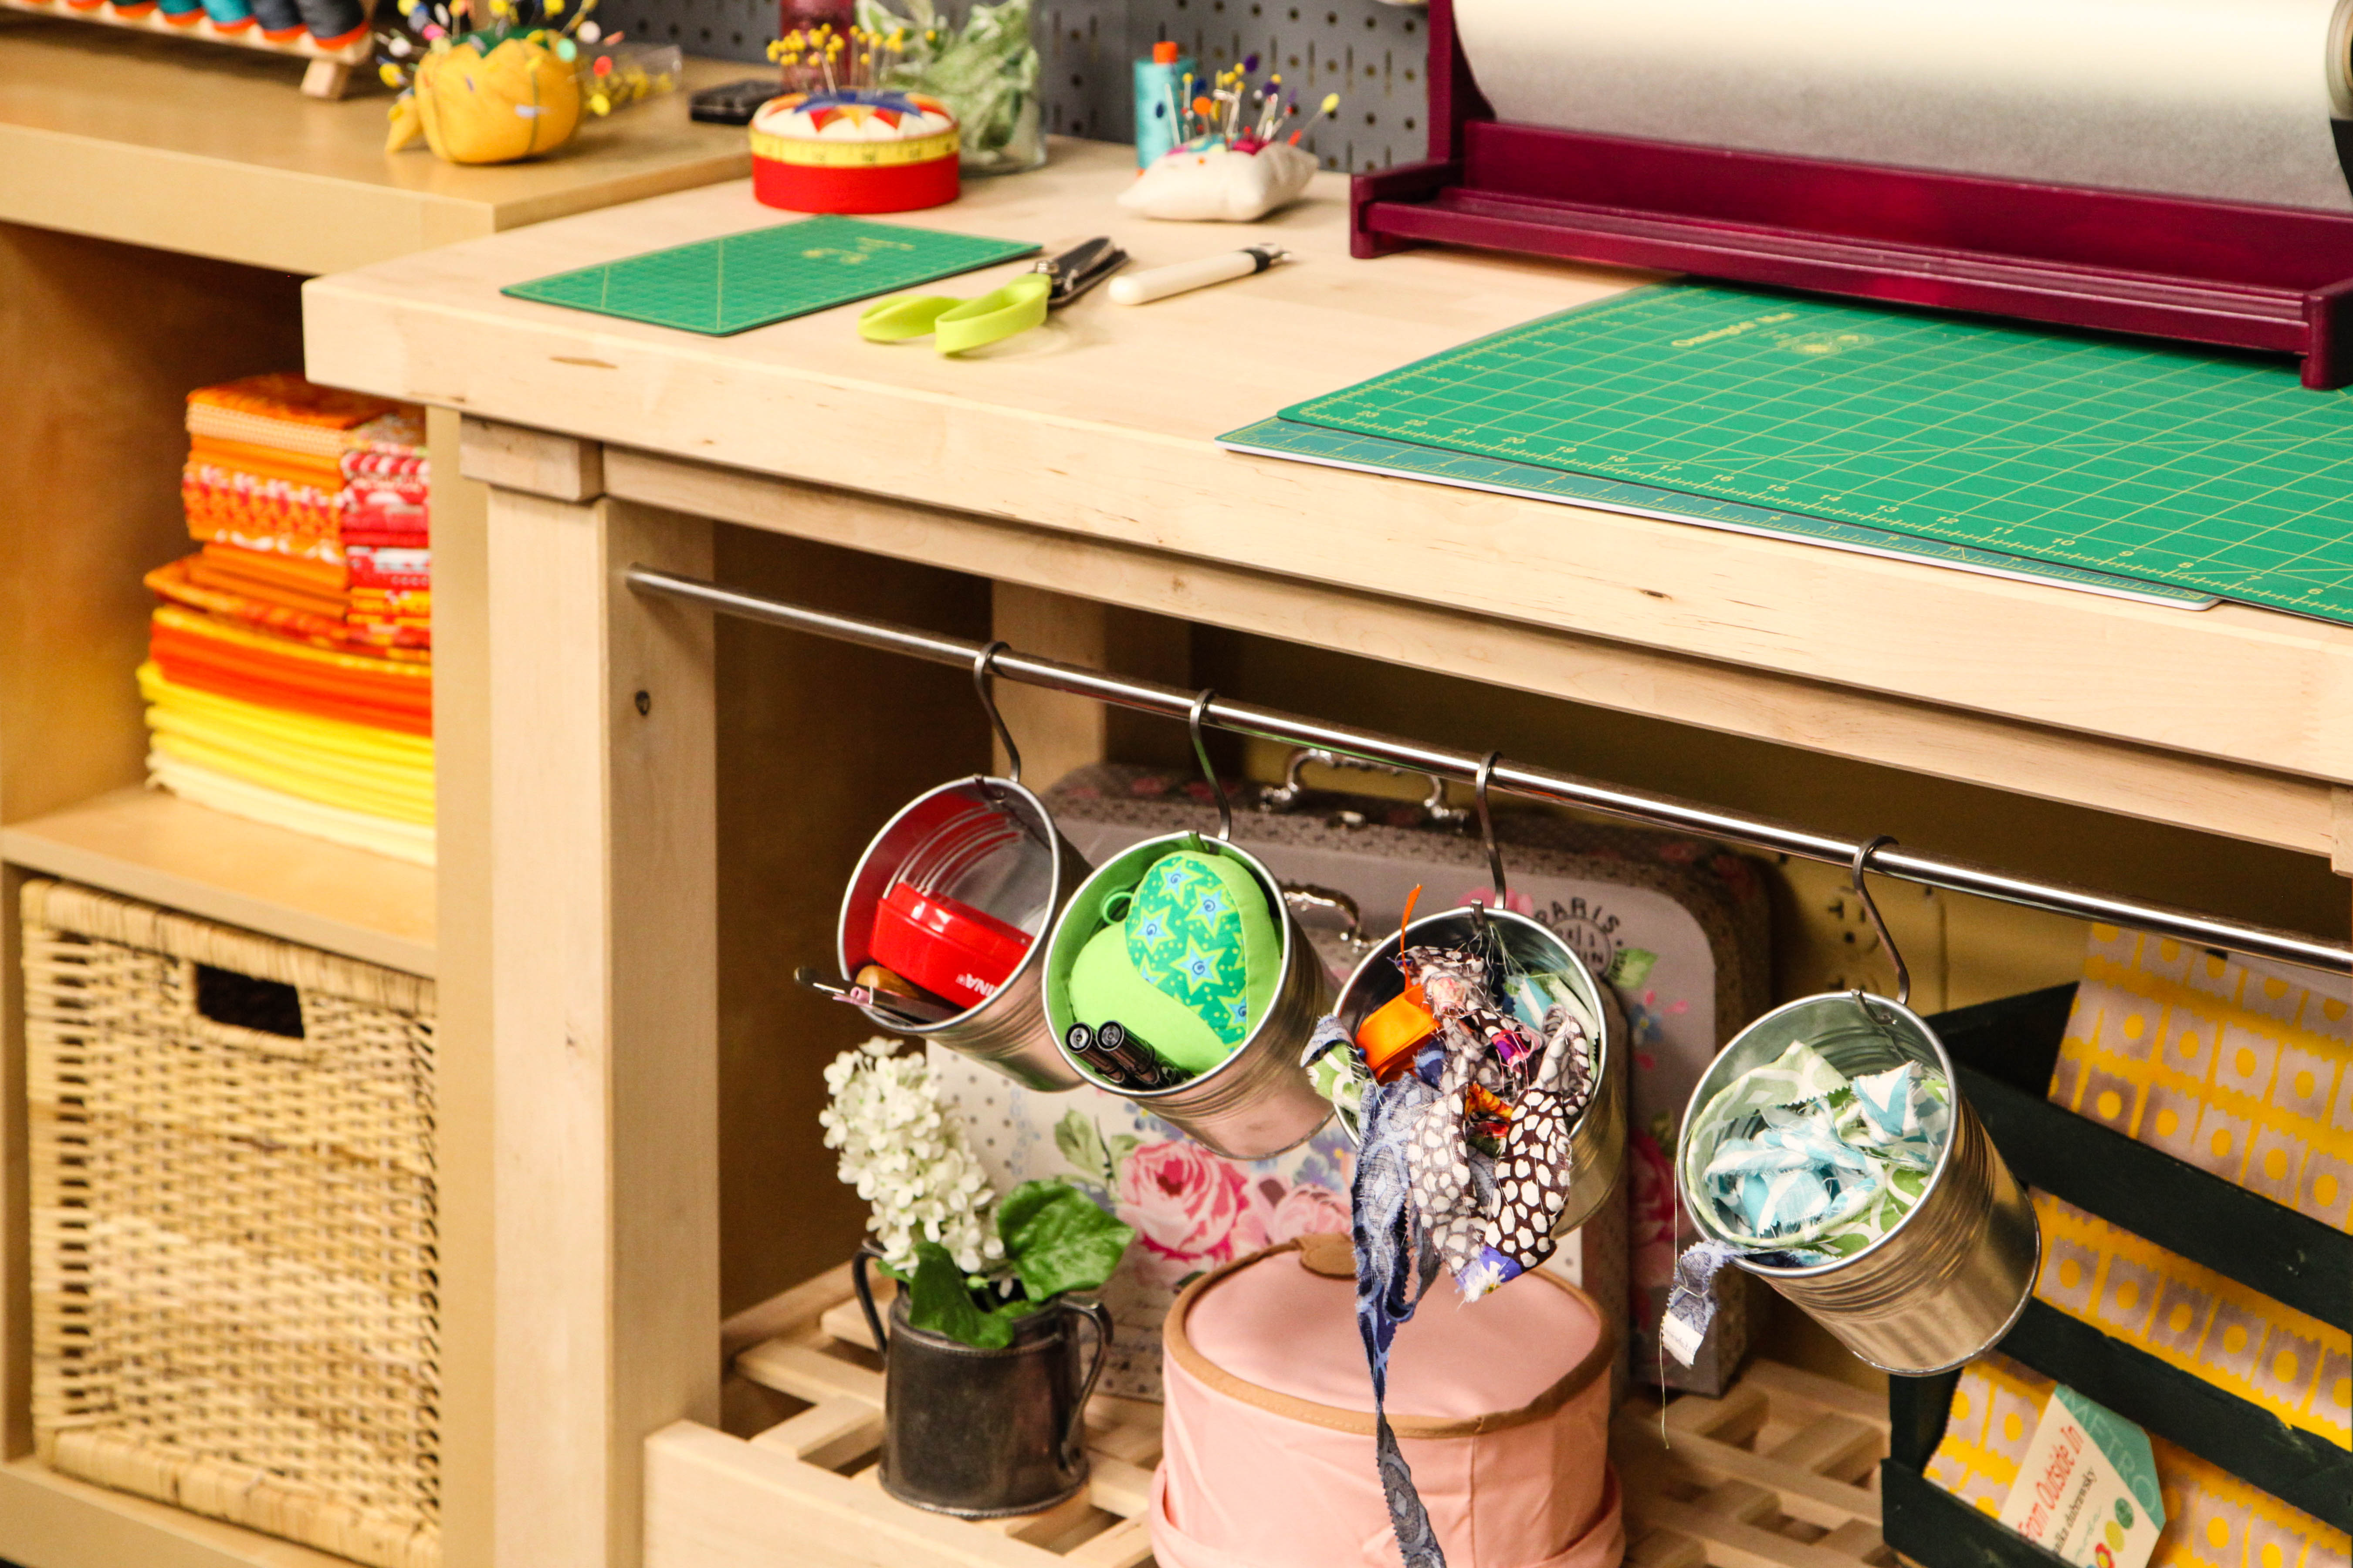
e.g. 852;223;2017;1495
2;786;435;977
0;1456;355;1568
0;15;756;275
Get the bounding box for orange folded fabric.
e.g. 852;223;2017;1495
193;541;351;603
146;558;428;661
183;471;341;548
187;436;348;491
150;607;430;735
187;369;395;433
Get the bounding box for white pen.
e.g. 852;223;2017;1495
1107;244;1291;305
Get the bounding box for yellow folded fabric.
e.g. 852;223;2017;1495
1926;1355;2349;1568
140;662;432;769
150;732;431;825
145;763;434;868
2030;1191;2350;1446
2058;927;2350;1233
141;663;433;825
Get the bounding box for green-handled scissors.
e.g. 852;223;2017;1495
858;237;1126;355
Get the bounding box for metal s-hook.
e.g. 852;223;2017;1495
1473;751;1508;906
1188;689;1234;841
973;640;1021;786
1850;834;1911;1007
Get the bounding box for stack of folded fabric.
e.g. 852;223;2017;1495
140;374;435;866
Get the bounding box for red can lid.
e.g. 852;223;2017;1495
870;882;1033;1009
1153;40;1179;64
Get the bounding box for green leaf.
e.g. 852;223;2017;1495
905;1243;1015;1349
1002;1183;1135;1301
1053;1113;1112;1190
996;1179;1067;1246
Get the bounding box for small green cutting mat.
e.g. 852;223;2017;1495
1277;285;2353;624
501;216;1039;337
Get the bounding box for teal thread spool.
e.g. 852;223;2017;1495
1134;41;1195;168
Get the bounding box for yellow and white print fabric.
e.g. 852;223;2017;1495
2054;926;2350;1233
2028;1192;2349;1446
1926;1355;2349;1568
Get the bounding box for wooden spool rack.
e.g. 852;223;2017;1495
0;0;376;98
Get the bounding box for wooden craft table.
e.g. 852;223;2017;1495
301;137;2353;1568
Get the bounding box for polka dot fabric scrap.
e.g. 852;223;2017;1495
1926;1353;2349;1568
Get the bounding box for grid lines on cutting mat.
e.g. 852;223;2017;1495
500;216;1039;336
1281;285;2353;622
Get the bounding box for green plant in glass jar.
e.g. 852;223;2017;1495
854;0;1044;173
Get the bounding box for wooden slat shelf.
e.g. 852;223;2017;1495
1616;1357;1896;1568
2;786;435;976
651;1262;1158;1568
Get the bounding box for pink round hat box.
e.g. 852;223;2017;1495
1154;1237;1625;1568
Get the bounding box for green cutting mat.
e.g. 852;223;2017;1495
1280;285;2353;624
501;216;1038;337
1218;418;2210;606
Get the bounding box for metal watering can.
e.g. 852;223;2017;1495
852;1247;1112;1518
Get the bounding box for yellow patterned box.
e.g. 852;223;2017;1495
2055;927;2349;1232
1927;1355;2350;1568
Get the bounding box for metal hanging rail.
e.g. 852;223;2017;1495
628;566;2353;975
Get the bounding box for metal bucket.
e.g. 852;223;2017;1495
852;1249;1112;1518
1042;831;1335;1160
839;776;1090;1092
1677;992;2040;1375
1333;906;1627;1237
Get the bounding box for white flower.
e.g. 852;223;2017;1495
820;1038;1001;1274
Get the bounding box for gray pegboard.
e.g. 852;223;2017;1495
599;0;1429;171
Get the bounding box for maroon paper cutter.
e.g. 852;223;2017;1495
1348;0;2353;389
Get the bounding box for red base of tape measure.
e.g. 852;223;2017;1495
869;882;1029;1010
752;155;960;215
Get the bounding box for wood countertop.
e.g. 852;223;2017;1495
302;138;2353;845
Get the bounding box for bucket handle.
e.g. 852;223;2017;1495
973;641;1022;786
1850;835;1911;1007
851;1241;890;1350
1187;689;1234;841
1058;1296;1115;1470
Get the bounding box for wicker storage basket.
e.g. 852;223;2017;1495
22;879;440;1568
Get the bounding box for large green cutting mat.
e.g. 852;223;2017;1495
1278;285;2353;623
1218;418;2210;605
502;216;1038;337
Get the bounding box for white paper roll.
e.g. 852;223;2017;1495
1454;0;2353;212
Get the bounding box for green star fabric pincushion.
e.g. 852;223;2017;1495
1065;846;1280;1074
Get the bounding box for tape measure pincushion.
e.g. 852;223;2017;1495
750;88;961;214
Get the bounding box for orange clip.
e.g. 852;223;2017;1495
1358;982;1435;1084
